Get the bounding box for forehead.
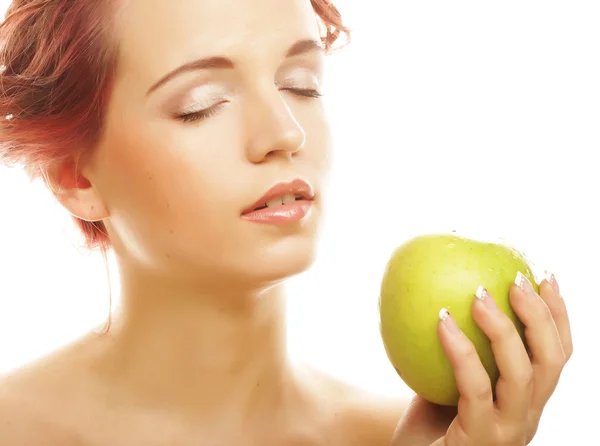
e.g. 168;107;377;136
116;0;321;75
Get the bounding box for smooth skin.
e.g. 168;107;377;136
0;0;572;444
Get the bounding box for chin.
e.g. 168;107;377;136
236;206;324;285
240;232;320;287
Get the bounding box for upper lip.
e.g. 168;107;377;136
242;178;315;214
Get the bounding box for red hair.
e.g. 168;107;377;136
0;0;350;253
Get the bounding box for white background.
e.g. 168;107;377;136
1;1;597;444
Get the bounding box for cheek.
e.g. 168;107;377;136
302;109;332;171
93;122;246;251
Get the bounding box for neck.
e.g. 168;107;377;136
100;261;301;419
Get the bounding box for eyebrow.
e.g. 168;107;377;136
146;38;325;95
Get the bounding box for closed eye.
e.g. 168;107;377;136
175;88;323;124
280;88;324;98
174;102;227;124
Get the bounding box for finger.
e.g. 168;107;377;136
511;272;566;413
438;309;494;436
540;271;573;360
472;285;532;425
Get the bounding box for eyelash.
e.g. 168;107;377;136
176;104;224;124
175;88;323;124
281;87;324;99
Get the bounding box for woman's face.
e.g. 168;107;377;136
84;0;331;287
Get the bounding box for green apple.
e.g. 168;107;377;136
379;233;538;406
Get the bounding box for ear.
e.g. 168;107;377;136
42;156;109;222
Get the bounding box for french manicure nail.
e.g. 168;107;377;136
439;308;461;334
544;270;561;295
475;285;498;310
515;271;537;298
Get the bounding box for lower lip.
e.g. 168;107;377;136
241;200;313;224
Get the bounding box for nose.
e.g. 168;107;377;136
244;88;306;163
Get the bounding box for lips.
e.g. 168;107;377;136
242;178;315;215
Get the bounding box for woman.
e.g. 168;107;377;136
0;0;572;444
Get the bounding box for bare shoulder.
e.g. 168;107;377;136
0;333;100;445
0;387;79;444
306;367;408;446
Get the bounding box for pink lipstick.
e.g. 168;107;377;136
241;178;315;224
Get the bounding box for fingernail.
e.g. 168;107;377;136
439;308;461;334
544;270;561;295
515;271;537;298
475;285;498;310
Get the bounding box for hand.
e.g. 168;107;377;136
391;272;573;446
